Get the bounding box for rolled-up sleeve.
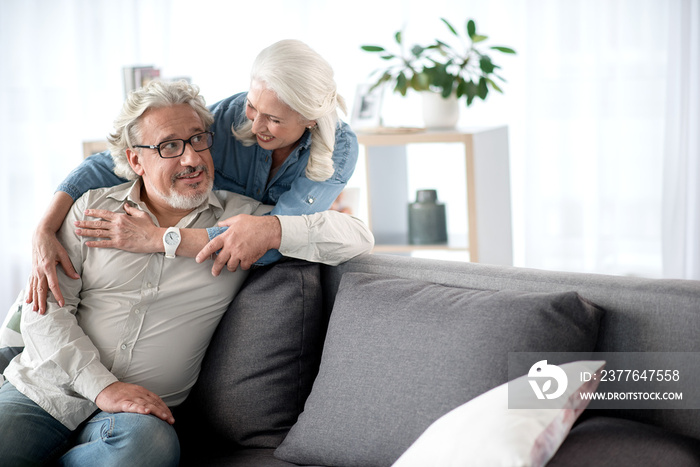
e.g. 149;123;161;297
276;211;374;265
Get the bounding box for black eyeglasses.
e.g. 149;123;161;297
134;131;214;159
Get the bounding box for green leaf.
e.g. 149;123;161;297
472;34;489;43
361;45;385;52
441;17;458;36
434;40;453;53
486;77;503;93
396;72;408;96
368;71;393;91
411;45;425;57
491;46;516;54
456;79;468;99
466;80;478;96
479;55;495;74
411;72;430;91
464;80;479;106
467;19;476;39
478;77;488;99
441;79;454;98
380;54;395;60
378;72;393;84
395;31;402;45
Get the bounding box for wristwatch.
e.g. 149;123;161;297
163;227;181;259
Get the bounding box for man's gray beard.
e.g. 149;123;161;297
150;166;213;210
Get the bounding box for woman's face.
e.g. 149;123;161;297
245;81;315;157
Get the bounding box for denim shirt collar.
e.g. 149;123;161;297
277;129;312;168
264;127;311;157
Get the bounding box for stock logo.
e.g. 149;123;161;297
528;360;568;400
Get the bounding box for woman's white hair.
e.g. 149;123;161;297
233;39;346;182
108;80;214;180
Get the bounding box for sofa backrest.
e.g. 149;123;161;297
321;254;700;439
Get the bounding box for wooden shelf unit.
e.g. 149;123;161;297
357;126;513;265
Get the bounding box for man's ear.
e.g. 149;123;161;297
126;148;145;177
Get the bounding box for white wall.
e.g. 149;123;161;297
0;0;681;318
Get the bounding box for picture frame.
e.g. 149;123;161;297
351;83;384;129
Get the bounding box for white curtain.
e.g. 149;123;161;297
511;0;670;278
662;0;700;280
0;0;175;316
1;0;697;317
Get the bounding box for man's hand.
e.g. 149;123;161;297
28;228;79;314
74;204;161;253
95;381;175;425
195;214;282;276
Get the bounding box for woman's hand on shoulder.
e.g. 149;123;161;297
28;227;79;314
74;203;162;253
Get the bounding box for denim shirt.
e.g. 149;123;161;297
57;92;359;265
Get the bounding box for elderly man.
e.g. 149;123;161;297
0;80;373;466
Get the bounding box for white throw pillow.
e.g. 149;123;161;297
392;360;605;467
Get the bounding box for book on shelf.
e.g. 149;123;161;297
122;66;194;98
122;65;160;98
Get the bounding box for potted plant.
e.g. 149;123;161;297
361;18;516;127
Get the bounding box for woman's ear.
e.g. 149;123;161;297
126;148;145;177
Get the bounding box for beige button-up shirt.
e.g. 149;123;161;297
5;180;373;429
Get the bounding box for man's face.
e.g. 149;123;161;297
128;104;215;212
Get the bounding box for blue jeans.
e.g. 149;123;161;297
0;382;180;466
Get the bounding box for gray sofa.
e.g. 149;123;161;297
172;253;700;466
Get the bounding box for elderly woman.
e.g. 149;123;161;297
29;39;358;312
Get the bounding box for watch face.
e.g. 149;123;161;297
165;232;179;245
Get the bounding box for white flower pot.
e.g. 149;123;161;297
421;91;460;129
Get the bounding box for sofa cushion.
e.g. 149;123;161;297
181;258;326;450
547;416;700;467
275;272;605;467
188;448;304;467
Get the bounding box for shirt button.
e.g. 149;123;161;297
307;197;315;204
146;282;153;288
134;309;140;315
121;344;127;350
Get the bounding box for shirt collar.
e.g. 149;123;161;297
298;129;312;151
272;129;312;168
106;180;224;225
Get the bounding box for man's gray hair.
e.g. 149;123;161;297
107;80;214;180
233;39;346;182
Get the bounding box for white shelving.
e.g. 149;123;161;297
358;126;513;265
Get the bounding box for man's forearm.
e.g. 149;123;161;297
276;211;374;265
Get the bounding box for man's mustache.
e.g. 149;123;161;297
172;165;209;182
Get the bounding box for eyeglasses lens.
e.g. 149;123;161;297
158;132;213;158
